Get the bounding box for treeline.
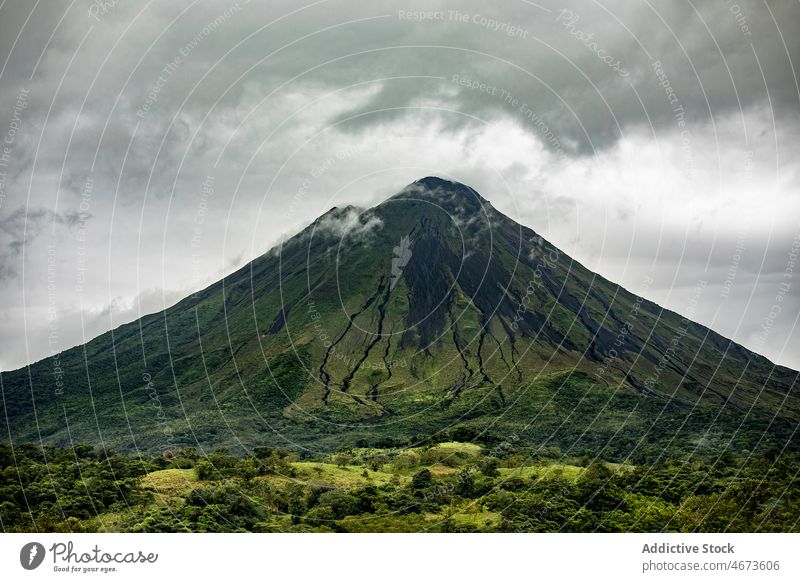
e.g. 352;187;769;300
1;442;798;532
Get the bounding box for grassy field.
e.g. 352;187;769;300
141;468;200;493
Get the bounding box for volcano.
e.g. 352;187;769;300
2;177;798;460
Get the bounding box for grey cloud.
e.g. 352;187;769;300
0;205;86;254
0;206;88;283
322;0;800;154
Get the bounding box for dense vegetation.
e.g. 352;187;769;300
2;440;797;533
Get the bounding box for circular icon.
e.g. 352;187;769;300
20;542;46;570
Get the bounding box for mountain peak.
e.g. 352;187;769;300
412;176;482;196
391;176;491;213
414;176;460;189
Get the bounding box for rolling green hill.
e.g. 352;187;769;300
2;177;797;461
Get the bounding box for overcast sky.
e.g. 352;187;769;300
0;0;798;371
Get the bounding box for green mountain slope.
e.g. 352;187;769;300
2;177;798;460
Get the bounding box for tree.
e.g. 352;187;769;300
411;468;433;490
480;457;500;477
252;446;274;460
334;454;351;468
195;460;215;480
455;469;476;498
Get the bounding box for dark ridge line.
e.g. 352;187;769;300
318;278;386;404
217;342;247;372
534;271;595;355
369;321;396;402
447;299;474;397
265;275;324;336
497;316;523;383
488;327;519;383
341;278;391;395
475;314;493;385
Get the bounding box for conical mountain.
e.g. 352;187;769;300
2;177;797;459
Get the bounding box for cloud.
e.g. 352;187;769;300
0;206;88;280
315;207;383;242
